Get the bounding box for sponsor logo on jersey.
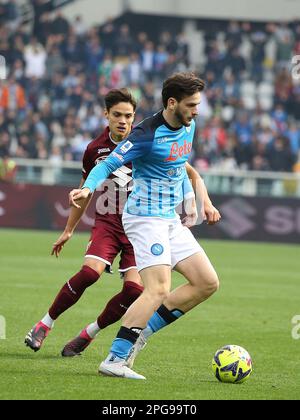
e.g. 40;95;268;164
164;140;192;162
112;151;125;162
157;137;170;144
167;166;184;177
120;140;134;154
98;148;111;154
151;243;164;256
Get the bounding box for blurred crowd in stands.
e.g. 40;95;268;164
1;0;300;174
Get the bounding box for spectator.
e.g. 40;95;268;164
0;77;26;112
0;153;17;182
51;10;70;39
72;15;87;38
24;38;47;79
286;122;300;155
267;136;296;172
114;24;133;58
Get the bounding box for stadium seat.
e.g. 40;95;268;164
258;81;274;110
241;81;257;110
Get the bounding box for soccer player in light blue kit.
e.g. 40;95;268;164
70;73;220;380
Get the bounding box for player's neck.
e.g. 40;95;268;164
162;109;182;130
109;132;123;144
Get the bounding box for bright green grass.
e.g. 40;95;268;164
0;229;299;400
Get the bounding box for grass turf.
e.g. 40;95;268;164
0;229;299;400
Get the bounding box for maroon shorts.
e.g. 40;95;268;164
85;214;136;273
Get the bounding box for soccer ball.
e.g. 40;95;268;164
212;345;252;384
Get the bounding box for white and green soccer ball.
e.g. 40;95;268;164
212;345;253;384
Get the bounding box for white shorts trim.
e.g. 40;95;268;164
118;266;138;273
85;255;111;266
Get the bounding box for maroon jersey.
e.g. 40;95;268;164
82;127;133;221
82;127;136;272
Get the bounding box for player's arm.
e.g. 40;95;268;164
69;129;152;207
52;178;93;257
185;162;221;225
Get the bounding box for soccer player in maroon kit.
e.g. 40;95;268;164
25;89;144;355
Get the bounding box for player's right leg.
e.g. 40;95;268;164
24;223;115;352
25;258;106;352
99;264;171;379
99;214;172;379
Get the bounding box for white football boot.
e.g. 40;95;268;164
99;354;146;380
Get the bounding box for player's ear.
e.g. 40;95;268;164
168;97;177;111
104;108;109;119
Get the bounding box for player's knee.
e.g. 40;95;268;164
154;284;170;302
145;284;169;305
80;265;100;287
193;272;219;300
204;272;220;296
84;258;106;277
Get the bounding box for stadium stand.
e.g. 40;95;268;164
0;1;300;174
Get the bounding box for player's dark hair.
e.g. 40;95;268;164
162;72;205;108
104;89;137;112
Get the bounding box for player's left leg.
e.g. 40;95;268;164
61;234;143;357
127;221;219;367
127;251;219;367
166;251;219;311
61;269;143;357
95;240;144;331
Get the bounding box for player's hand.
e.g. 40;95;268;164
182;197;198;228
51;231;73;257
204;202;221;225
69;188;91;208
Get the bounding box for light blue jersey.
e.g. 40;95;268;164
83;111;195;218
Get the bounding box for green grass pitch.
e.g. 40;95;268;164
0;229;299;400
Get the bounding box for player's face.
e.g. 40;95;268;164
106;102;135;142
174;92;201;127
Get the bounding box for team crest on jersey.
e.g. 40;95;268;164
120;141;134;154
95;156;107;165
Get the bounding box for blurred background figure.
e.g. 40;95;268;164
0;153;17;182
